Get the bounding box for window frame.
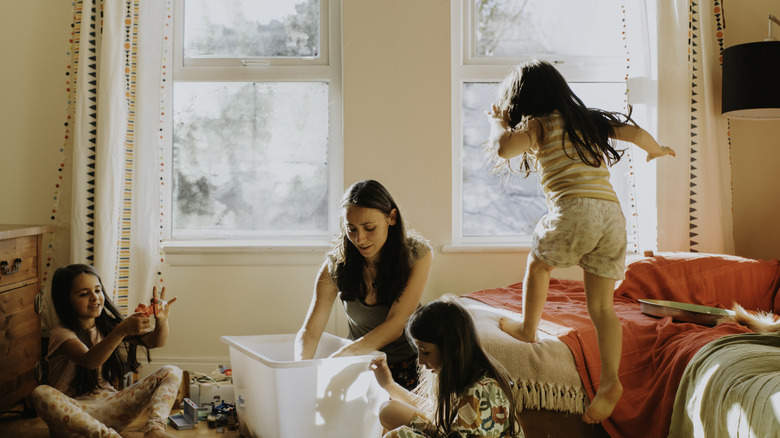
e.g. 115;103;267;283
164;0;343;246
450;0;657;251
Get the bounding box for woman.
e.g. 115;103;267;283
295;179;433;390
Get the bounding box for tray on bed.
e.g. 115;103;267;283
639;299;735;326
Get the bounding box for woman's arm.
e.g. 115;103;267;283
294;261;339;360
330;248;433;358
138;287;177;348
486;105;539;160
56;314;149;370
612;124;676;161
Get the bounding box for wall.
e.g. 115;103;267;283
1;0;777;371
723;0;780;261
156;0;536;370
0;2;73;226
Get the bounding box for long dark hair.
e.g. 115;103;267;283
51;264;148;395
329;180;412;306
407;295;518;436
494;60;633;174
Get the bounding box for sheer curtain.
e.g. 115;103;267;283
657;0;734;254
43;0;169;331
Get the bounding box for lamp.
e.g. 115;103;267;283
722;14;780;119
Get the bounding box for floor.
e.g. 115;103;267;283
0;402;244;437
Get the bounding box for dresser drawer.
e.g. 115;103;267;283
0;235;38;289
0;283;41;409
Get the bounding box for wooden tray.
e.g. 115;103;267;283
639;299;735;326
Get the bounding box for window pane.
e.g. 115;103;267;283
183;0;320;58
474;0;625;58
172;82;329;237
462;81;632;239
462;82;546;237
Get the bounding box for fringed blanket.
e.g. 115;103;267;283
463;252;780;438
461;298;588;415
669;331;780;437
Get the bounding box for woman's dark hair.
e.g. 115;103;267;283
495;60;634;174
51;264;148;395
329;179;411;306
407;295;518;436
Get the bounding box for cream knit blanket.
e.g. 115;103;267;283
461;298;588;415
668;331;780;438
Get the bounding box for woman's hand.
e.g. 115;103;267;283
370;355;394;390
329;340;357;358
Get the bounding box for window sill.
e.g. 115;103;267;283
161;240;330;266
441;244;532;253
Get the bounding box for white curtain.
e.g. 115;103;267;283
44;0;168;331
657;0;734;254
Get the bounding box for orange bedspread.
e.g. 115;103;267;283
464;253;780;438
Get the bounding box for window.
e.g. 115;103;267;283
451;0;658;251
169;0;342;241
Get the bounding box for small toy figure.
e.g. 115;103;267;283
135;297;168;316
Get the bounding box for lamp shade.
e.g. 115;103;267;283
722;41;780;119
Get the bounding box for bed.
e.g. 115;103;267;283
460;252;780;438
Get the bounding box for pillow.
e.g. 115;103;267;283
614;252;780;313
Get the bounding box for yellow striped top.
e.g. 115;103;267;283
529;112;619;206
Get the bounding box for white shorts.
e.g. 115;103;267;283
532;197;627;280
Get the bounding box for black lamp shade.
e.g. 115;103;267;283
722;41;780;119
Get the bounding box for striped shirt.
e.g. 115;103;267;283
47;325;114;396
529;112;619;206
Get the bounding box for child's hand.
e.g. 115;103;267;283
486;103;509;122
369;356;394;389
150;286;177;321
134;287;177;321
118;312;152;337
646;145;676;161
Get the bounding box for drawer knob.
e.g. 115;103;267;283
0;258;23;275
35;292;44;314
35;361;44;384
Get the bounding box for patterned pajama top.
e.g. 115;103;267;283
385;373;516;438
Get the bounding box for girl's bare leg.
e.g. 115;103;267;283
581;271;623;424
499;252;554;343
377;399;417;431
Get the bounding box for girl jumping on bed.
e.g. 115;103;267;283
485;60;676;424
31;264;182;438
370;295;519;437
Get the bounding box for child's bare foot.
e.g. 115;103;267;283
582;379;623;424
498;317;538;343
144;429;176;438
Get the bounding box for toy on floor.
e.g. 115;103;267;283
207;400;238;431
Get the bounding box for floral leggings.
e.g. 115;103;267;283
31;365;182;438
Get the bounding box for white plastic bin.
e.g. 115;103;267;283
220;333;388;438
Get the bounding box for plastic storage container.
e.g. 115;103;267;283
221;333;388;438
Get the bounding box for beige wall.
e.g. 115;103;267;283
1;0;777;368
0;2;73;225
723;0;780;261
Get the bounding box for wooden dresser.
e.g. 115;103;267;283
0;224;56;412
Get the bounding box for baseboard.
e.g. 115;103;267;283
137;355;231;379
